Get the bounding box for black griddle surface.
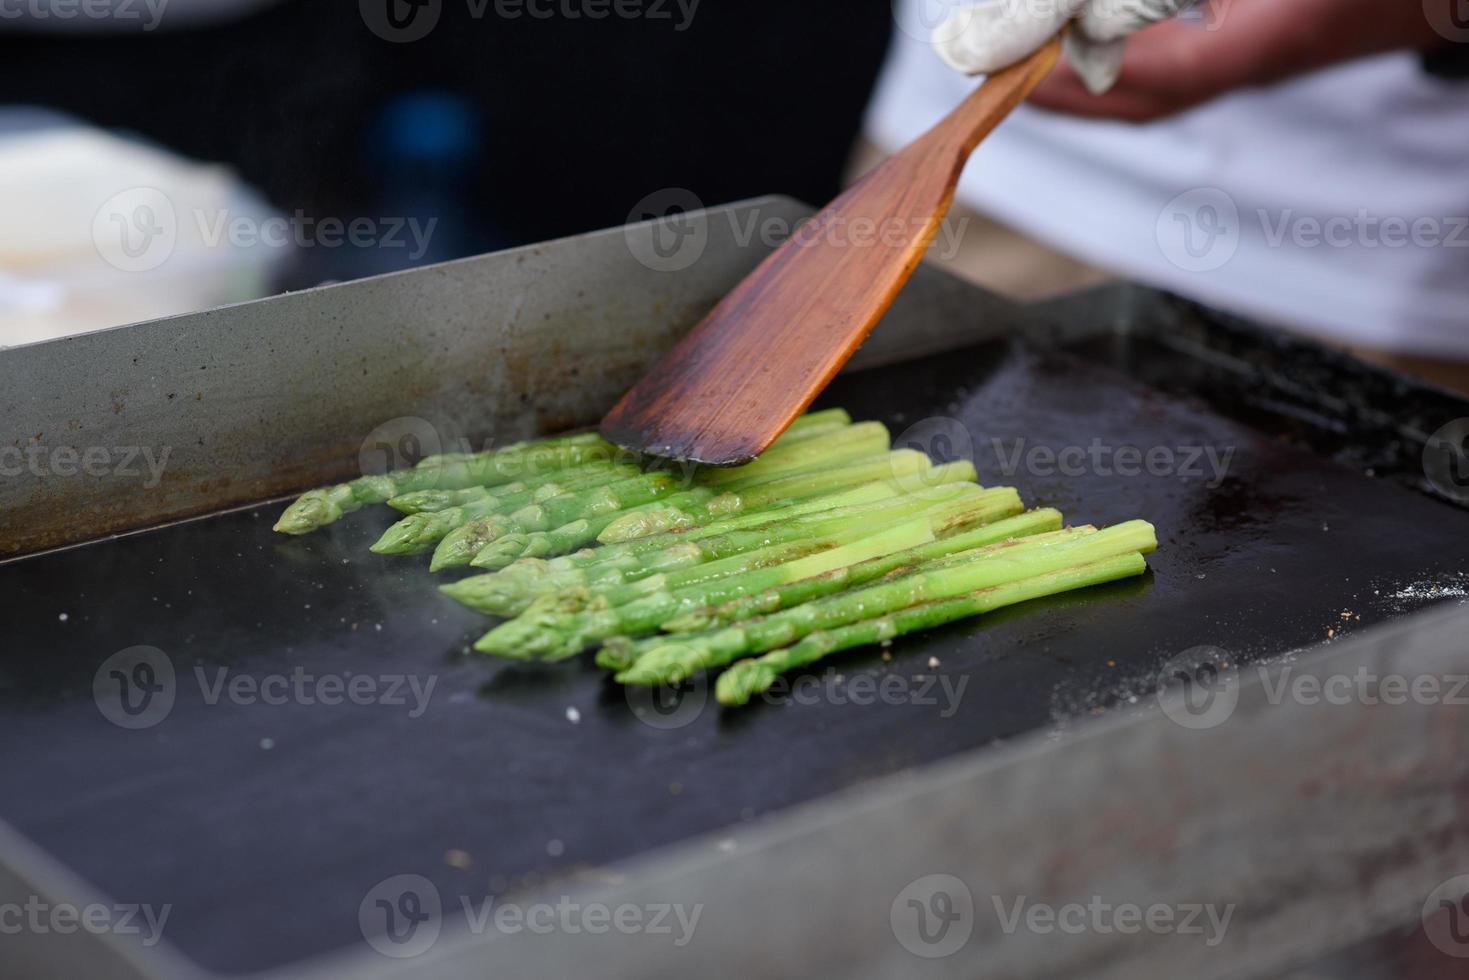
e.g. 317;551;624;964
4;335;1468;975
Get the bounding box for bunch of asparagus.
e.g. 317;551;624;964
274;409;1156;707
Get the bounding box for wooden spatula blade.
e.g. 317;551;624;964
601;40;1061;465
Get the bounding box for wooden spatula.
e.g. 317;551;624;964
601;37;1062;465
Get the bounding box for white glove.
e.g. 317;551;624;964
932;0;1197;95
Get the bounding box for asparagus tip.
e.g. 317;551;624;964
715;659;776;707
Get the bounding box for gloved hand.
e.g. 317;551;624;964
932;0;1198;95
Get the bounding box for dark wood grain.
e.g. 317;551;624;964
601;38;1062;465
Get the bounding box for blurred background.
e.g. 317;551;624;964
0;0;892;346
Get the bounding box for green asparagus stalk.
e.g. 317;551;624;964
454;484;1012;616
658;507;1070;635
690;421;888;487
596;449;934;544
388;461;639;513
461;453;952;573
273;434;617;535
470;517;941;661
615;520;1158;685
468;492;1030;661
715;553;1149;706
373;466;666;555
468;480;1005;614
426;419;872;569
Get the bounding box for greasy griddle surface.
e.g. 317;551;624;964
3;336;1467;975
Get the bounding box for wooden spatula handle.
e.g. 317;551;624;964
933;35;1063;157
601;36;1063;465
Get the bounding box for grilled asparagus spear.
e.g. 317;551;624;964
274;409;852;535
716;553;1148;706
273;433;615;535
455;482;1007;617
615;520;1158;685
464;490;1027;659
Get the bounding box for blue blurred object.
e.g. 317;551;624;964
288;90;508;286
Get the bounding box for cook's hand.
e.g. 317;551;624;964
935;0;1453;123
933;0;1194;96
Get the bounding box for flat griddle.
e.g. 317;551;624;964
4;198;1469;980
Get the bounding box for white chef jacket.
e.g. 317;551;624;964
866;5;1469;356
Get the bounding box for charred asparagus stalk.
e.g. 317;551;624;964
715;553;1149;706
615;520;1158;685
